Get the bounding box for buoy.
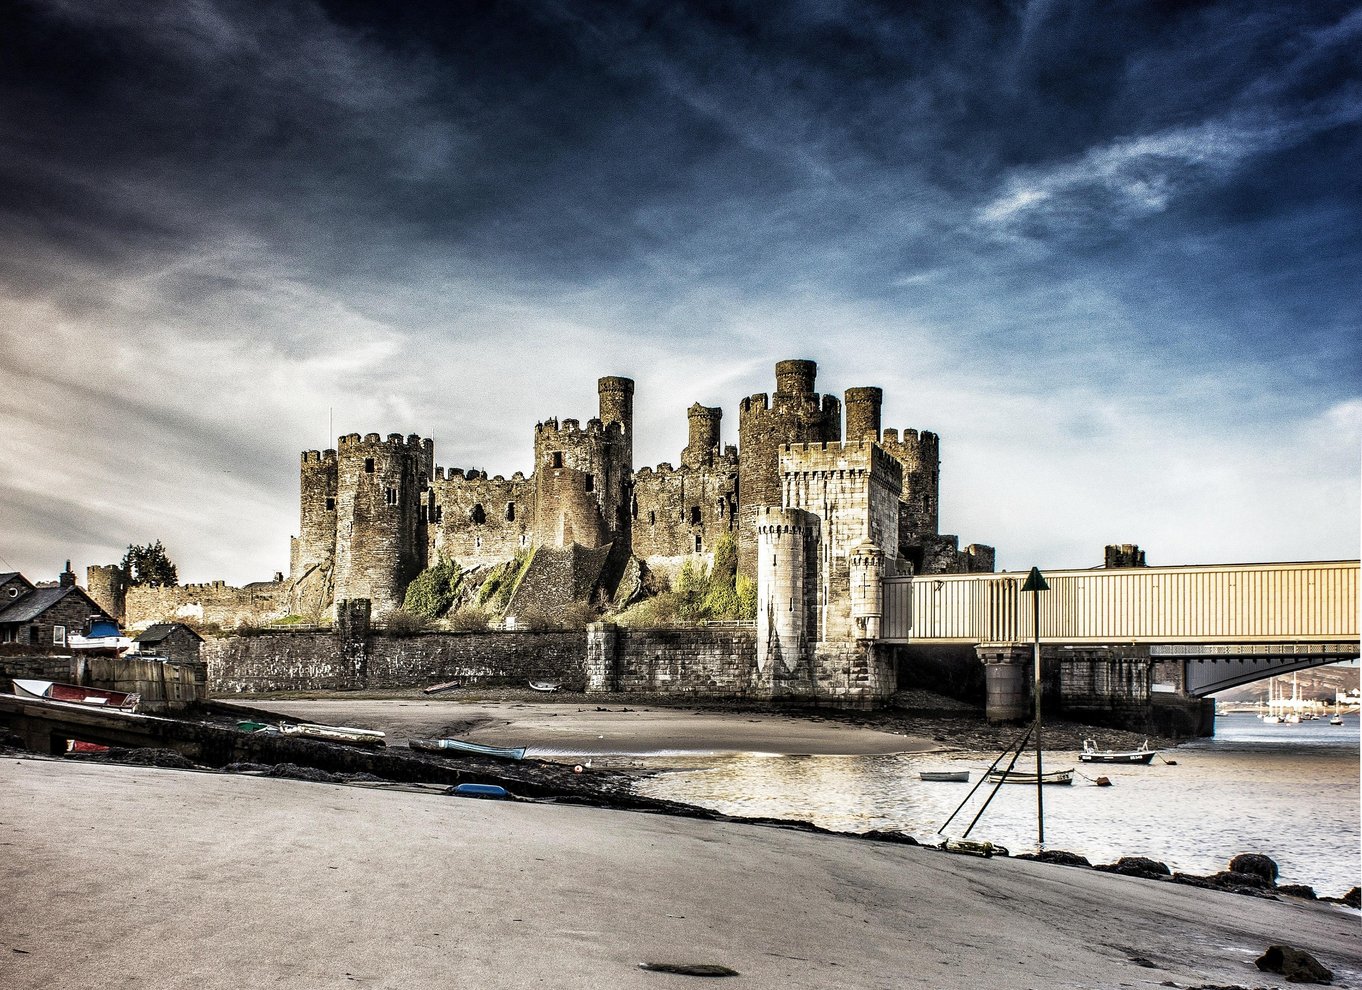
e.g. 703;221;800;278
573;764;584;774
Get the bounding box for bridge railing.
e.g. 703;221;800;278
882;559;1359;645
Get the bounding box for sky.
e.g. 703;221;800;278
1;0;1359;585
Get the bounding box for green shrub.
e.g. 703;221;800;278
384;610;430;636
446;604;490;631
404;559;462;618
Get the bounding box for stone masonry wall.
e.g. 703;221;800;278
204;629;583;694
631;461;738;560
428;469;536;568
126;580;288;630
586;624;759;696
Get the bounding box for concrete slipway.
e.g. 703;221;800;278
2;758;1357;989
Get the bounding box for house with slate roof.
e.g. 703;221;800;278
0;564;115;649
134;622;204;664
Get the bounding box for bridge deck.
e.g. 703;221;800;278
882;559;1358;646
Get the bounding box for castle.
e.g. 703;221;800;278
283;359;994;630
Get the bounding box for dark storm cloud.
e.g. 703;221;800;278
1;0;1358;579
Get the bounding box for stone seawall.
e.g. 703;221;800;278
587;624;759;697
204;630;584;694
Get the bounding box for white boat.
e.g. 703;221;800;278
985;767;1074;786
277;722;386;747
1331;714;1345;726
1080;739;1156;764
919;770;970;782
528;680;562;692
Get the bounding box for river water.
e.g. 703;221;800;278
635;713;1361;897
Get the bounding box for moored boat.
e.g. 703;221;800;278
919;770;970;782
1079;738;1157;764
11;678;140;712
410;737;527;760
277;722;386;747
528;680;562;692
985;768;1074;786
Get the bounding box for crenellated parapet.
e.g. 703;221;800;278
534;398;631;551
428;468;537;566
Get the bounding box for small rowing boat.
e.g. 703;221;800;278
1080;738;1156;764
11;678;141;712
409;737;527;760
985;768;1074;786
277;722;386;747
422;679;465;695
919;770;970;782
528;680;562;692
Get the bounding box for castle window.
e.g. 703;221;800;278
385;487;397;506
585;473;594;492
434;505;443;524
648;511;655;526
506;502;515;522
694;535;702;552
552;451;563;468
520;534;528;547
365;458;375;473
325;497;335;511
471;504;486;525
689;506;701;525
630;496;638;519
717;499;725;518
475;536;482;549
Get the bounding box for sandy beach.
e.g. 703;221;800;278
226;697;934;759
3;753;1357;990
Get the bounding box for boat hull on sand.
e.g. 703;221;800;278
410;737;527;760
919;770;970;782
11;678;140;712
277;722;386;747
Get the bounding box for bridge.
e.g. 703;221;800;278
879;559;1358;733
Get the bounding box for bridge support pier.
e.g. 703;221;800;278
977;644;1030;722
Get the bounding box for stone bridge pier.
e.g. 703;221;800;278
974;643;1214;737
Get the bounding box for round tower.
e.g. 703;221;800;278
774;359;817;396
755;507;819;689
843;386;883;442
737;360;842;578
86;564;127;624
682;403;722;469
597;376;634;460
295;448;338;578
333;432;431;616
848;539;885;641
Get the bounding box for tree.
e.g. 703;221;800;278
121;540;178;587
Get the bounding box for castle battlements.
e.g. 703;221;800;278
778;440;904;484
337;432;432;451
301;449;338;464
534;417;624;439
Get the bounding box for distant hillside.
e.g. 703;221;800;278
1214;660;1360;703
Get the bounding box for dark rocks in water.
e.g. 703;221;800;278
267;763;344;784
107;747;197;769
1276;883;1317;900
1228;853;1279;884
1344;886;1361;908
639;963;739;977
1108;856;1171;878
1254;944;1333;984
1016;849;1091;868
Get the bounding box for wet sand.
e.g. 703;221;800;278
4;756;1358;990
225;698;932;759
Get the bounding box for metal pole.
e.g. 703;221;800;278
1033;584;1044;848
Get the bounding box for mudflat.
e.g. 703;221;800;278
4;757;1358;990
224;697;932;758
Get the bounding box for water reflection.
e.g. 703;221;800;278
635;715;1360;896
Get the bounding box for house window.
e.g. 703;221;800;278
325;497;335;511
552;452;563;468
585;473;594;492
506;503;515;522
471;504;486;524
53;624;66;646
365;458;375;473
29;626;39;645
